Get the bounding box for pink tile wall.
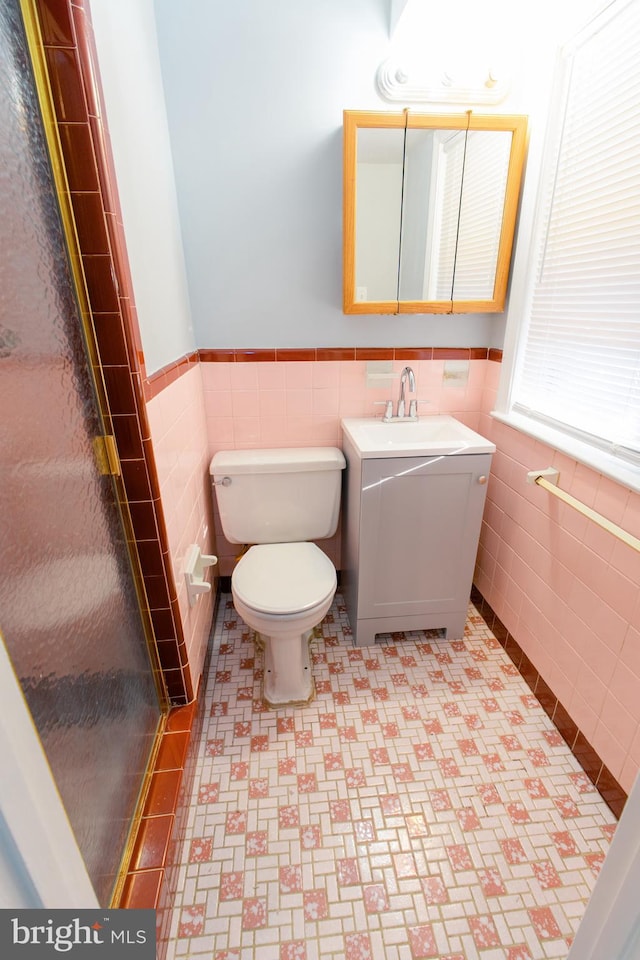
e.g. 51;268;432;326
150;352;639;797
146;365;216;686
477;362;640;792
202;358;488;576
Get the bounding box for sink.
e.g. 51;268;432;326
341;416;496;458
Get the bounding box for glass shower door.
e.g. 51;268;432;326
0;1;161;906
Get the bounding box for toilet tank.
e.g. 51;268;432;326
210;447;346;544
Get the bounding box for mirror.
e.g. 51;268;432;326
343;111;528;314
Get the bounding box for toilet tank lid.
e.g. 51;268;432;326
210;446;346;476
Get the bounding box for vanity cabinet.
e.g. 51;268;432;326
341;434;491;646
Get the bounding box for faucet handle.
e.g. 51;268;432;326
409;399;430;419
373;400;393;420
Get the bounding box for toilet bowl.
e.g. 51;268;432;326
210;446;346;708
232;542;337;706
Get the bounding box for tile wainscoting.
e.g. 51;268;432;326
144;347;503;403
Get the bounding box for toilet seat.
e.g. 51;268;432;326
232;542;336;616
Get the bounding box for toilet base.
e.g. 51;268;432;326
258;630;316;709
231;580;335;709
261;628;316;708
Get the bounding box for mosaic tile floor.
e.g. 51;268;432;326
164;593;616;960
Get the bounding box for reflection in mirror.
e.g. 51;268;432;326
344;111;528;315
453;131;512;301
356;128;404;302
399;128;465;302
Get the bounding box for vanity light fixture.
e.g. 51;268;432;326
375;57;511;105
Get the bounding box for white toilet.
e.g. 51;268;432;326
210;447;346;707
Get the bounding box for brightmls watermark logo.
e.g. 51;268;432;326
0;910;155;958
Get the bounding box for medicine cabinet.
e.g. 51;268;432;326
343;110;527;315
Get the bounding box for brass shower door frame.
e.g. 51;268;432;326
19;0;169;906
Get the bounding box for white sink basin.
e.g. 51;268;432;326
341;416;496;458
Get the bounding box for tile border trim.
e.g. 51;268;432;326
144;347;504;401
196;346;499;363
117;703;196;907
120;629;216;955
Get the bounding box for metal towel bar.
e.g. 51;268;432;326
527;467;640;554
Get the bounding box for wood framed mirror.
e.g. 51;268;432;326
343;110;528;314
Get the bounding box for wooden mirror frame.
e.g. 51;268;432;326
343;110;528;315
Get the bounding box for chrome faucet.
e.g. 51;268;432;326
397;366;416;418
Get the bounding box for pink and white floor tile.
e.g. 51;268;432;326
164;594;616;960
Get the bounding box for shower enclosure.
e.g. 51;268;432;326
0;1;162;905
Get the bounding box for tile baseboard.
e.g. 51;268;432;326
471;585;627;819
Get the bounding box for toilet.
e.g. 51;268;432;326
210;447;346;707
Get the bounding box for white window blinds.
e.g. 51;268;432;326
513;0;640;460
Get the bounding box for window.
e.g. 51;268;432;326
499;0;640;484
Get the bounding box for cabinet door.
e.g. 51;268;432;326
358;454;490;619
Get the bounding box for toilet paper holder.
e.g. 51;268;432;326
184;544;218;606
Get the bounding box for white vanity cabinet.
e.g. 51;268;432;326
341;429;492;647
